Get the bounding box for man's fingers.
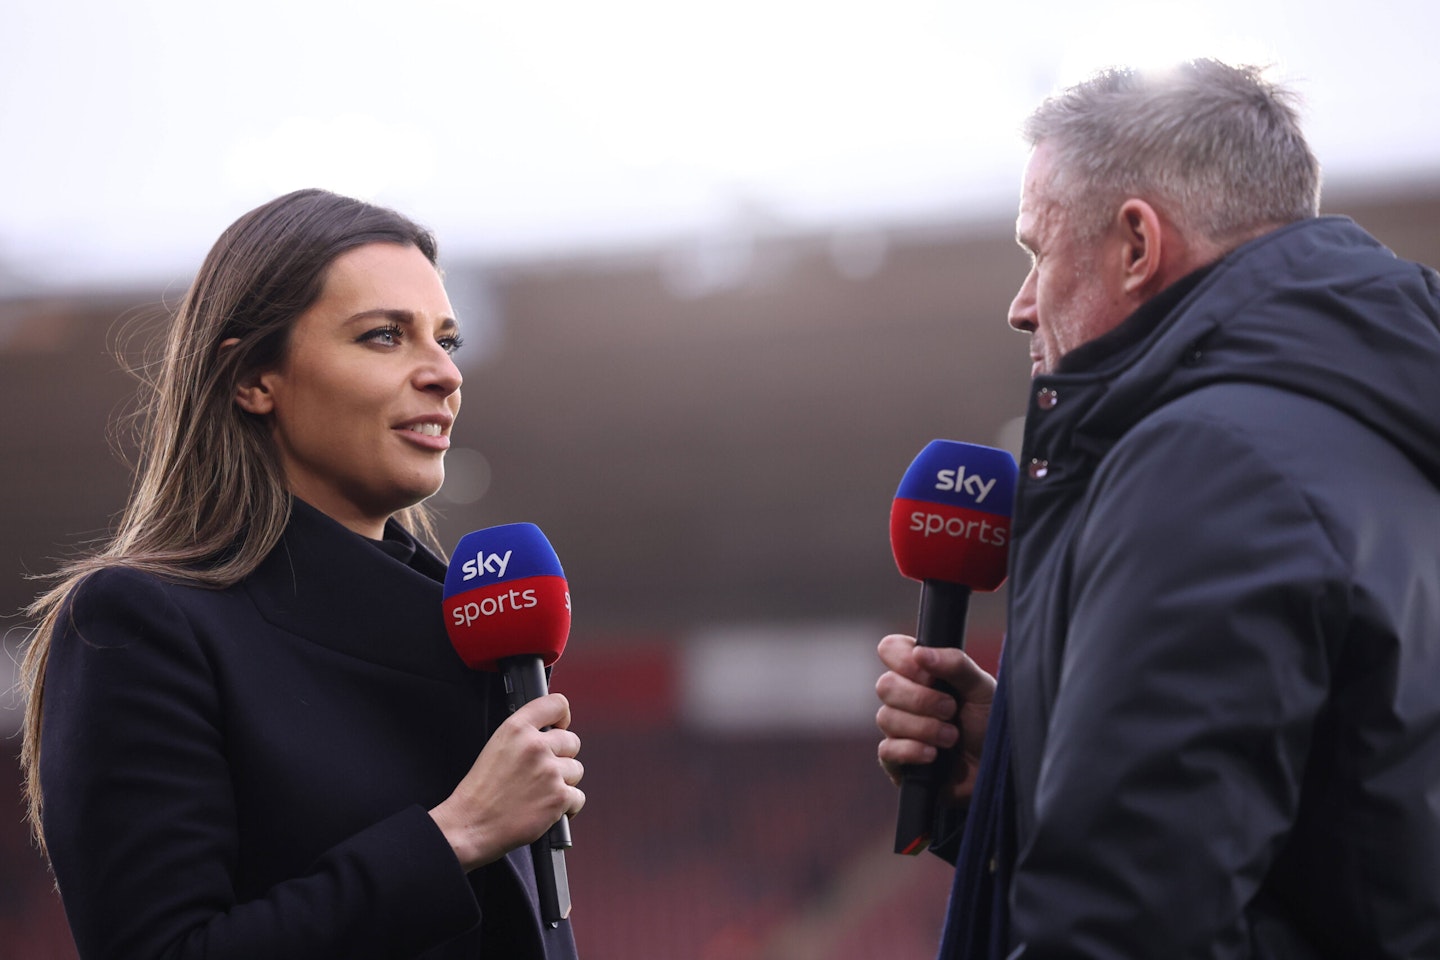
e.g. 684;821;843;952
875;632;995;807
877;635;995;705
914;646;996;704
877;737;937;782
875;669;958;720
876;702;960;748
877;634;927;681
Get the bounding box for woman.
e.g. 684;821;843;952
18;189;585;959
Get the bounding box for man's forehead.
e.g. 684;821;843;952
1016;146;1062;239
1015;190;1062;250
1014;209;1036;248
1021;144;1058;192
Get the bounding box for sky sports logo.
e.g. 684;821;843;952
460;549;511;581
915;464;1005;543
889;440;1017;591
933;466;997;504
906;509;1007;546
443;523;571;629
450;586;571;626
443;523;571;670
448;544;570;626
893;441;1015;514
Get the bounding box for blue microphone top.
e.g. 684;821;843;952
444;522;566;599
894;439;1017;518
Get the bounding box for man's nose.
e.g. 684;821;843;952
1008;269;1038;333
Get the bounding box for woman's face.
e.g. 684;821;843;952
237;242;463;538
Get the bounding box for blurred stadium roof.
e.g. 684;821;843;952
2;0;1437;294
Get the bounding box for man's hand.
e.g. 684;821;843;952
876;633;996;806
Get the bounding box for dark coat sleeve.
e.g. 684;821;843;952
40;568;483;960
1008;415;1348;958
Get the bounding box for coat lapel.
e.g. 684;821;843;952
244;499;467;680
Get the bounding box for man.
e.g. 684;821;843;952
876;60;1440;958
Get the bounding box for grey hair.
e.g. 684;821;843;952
1023;59;1321;244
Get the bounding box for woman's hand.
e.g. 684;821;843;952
429;693;585;871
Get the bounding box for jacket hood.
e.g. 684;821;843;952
1054;216;1440;485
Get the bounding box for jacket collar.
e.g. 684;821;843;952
1022;217;1440;487
1055;261;1216;376
243;499;468;680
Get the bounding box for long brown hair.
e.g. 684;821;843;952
18;188;446;849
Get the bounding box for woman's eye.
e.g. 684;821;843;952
439;335;465;355
360;325;403;346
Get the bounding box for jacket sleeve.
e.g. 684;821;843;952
1008;415;1349;958
39;568;482;960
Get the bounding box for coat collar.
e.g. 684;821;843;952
1022;216;1440;487
243;498;468;680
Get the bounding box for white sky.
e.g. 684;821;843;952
2;0;1437;292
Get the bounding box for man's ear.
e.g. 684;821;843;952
1116;198;1166;297
221;337;275;416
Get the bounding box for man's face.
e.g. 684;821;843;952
1008;144;1130;377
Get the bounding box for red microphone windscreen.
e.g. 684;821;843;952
890;440;1017;591
442;523;571;671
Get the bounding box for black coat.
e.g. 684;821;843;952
41;500;579;960
1003;218;1440;957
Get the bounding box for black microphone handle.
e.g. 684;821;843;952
499;655;573;926
894;579;972;855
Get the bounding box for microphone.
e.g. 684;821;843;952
443;522;575;926
888;440;1017;855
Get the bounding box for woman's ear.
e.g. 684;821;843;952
221;337;275;416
